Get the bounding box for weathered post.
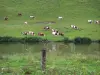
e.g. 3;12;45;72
41;48;46;72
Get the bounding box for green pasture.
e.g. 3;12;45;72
0;50;100;75
0;0;100;41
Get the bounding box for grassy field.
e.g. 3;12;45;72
0;1;100;74
0;0;100;41
0;50;100;75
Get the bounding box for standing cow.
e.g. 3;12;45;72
58;16;63;20
88;20;93;24
30;16;35;19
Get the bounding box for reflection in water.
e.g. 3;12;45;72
47;42;57;52
0;43;99;55
52;42;56;51
69;43;75;52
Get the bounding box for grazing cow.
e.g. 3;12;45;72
18;13;22;16
38;32;45;36
44;26;50;30
30;16;35;19
58;16;63;20
4;16;8;20
71;25;78;29
88;20;93;24
24;21;28;24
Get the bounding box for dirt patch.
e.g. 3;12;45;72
35;21;56;24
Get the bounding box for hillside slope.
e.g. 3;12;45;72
0;0;100;19
0;0;100;40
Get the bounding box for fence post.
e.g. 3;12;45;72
41;48;46;72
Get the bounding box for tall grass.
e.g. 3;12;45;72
0;52;100;75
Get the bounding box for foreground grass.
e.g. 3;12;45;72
0;51;100;75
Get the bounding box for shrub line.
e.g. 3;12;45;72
0;36;99;44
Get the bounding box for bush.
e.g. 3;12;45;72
0;36;48;43
0;36;21;43
97;39;100;43
21;37;43;43
62;37;70;43
74;37;92;44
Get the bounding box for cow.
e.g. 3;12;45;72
59;32;64;36
38;32;45;36
22;32;28;35
24;21;28;24
4;16;8;20
30;16;35;19
52;29;56;35
95;20;100;24
51;29;64;36
44;26;50;30
58;16;63;20
71;25;78;29
22;31;35;36
88;20;93;24
18;13;22;16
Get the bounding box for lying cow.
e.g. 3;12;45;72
24;21;28;24
38;32;45;36
52;29;64;36
22;31;35;36
95;20;100;24
4;16;8;20
44;26;50;30
71;25;78;29
52;29;57;35
18;13;22;16
59;32;64;36
30;16;35;19
58;16;63;20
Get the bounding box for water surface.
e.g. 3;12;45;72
0;42;99;56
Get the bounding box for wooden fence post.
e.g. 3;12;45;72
41;48;46;72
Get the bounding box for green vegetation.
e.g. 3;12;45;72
0;36;48;43
74;37;92;44
1;36;99;44
0;0;100;74
0;51;100;75
0;0;100;41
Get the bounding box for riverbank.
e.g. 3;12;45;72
0;36;100;44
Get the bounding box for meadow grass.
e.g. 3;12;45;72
0;0;100;41
0;50;100;75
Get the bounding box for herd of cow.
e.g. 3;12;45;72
4;13;35;21
22;26;64;36
3;13;99;37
